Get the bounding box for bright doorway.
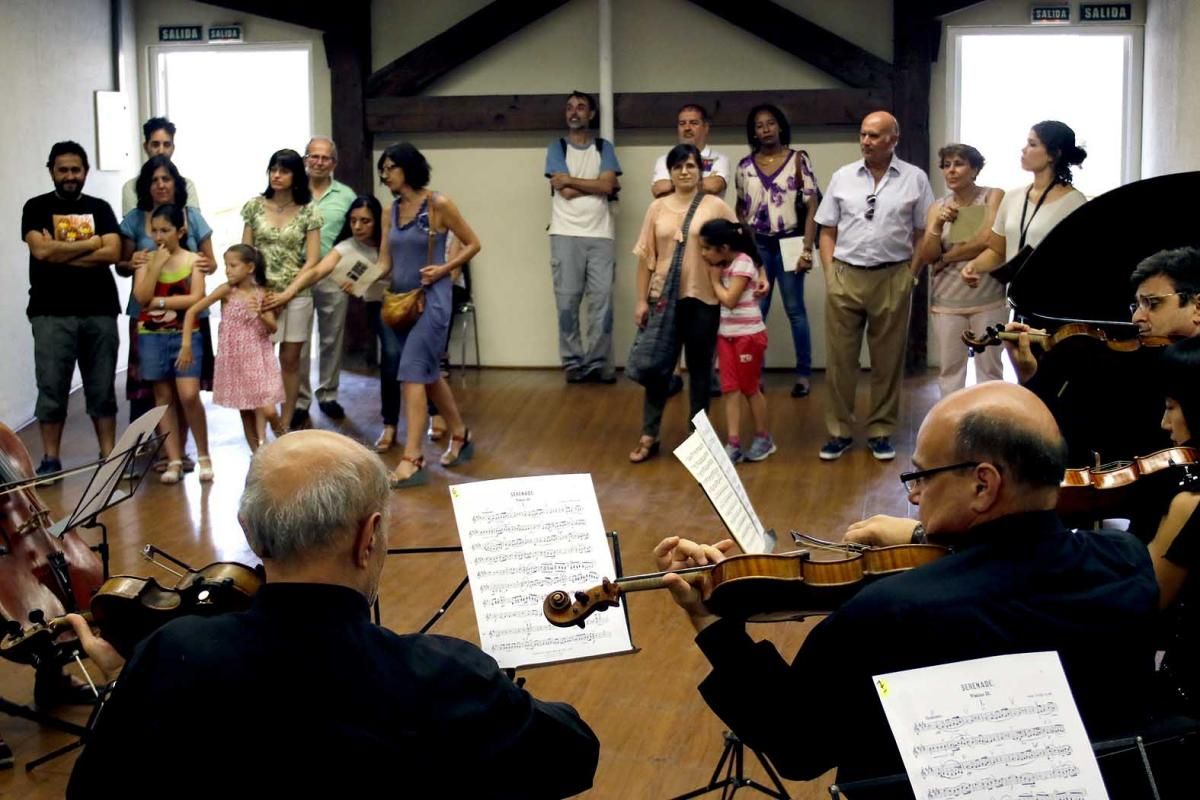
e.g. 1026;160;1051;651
948;27;1143;198
147;44;314;273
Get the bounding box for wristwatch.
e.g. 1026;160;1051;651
910;523;927;544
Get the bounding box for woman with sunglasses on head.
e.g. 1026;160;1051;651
914;144;1005;396
373;143;481;488
961;121;1087;288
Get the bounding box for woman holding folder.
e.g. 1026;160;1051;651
915;144;1004;395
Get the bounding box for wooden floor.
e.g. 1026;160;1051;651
0;364;938;798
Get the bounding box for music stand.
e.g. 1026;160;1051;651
670;730;790;799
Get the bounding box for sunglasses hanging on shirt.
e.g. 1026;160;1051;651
866;193;877;221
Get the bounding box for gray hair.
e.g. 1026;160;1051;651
238;446;388;562
306;136;338;161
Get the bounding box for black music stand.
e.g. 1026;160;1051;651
670;730;790;799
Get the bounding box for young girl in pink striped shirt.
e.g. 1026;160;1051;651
700;219;775;463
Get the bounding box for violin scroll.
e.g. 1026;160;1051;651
543;579;622;629
961;326;1006;355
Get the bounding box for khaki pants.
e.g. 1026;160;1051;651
930;306;1009;398
824;259;912;439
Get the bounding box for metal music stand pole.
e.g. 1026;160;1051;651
670;730;789;799
373;545;466;628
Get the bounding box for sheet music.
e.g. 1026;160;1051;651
874;652;1109;800
450;474;633;669
329;250;384;298
778;235;806;272
672;411;774;554
51;405;166;536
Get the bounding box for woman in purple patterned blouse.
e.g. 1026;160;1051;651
734;104;819;397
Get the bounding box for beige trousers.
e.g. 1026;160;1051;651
824;259;912;439
930;306;1009;398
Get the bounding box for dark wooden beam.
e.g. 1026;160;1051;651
323;21;372;196
894;4;938;373
919;0;988;16
367;0;570;98
367;88;891;134
685;0;893;89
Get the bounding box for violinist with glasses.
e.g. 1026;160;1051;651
656;382;1157;795
1005;246;1200;467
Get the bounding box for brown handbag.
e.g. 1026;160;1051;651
381;195;439;331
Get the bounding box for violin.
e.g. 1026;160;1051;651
0;544;263;666
961;323;1180;356
0;422;104;665
543;533;947;629
1057;446;1200;517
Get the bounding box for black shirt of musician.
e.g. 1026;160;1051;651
693;511;1158;795
68;583;599;799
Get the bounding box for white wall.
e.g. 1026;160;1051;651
0;0;139;426
371;0;889;369
1143;0;1200;177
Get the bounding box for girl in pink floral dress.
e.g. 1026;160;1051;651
178;244;284;451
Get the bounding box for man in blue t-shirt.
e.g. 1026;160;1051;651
544;91;622;384
20;141;122;476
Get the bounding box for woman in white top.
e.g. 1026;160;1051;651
961;120;1088;286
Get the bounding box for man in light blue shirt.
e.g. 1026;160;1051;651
815;111;934;462
294;136;357;427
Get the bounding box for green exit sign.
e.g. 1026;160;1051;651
1081;4;1132;21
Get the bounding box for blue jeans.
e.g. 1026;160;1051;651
756;235;812;377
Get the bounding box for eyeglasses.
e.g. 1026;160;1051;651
898;462;979;493
378;164;401;178
1130;292;1188;314
866;194;877;221
305;154;334;163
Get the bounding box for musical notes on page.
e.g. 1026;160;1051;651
450;474;633;669
672;410;774;554
874;652;1108;800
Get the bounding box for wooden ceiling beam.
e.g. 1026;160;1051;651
366;88;890;134
684;0;894;89
367;0;571;98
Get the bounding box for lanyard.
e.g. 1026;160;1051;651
1018;179;1057;249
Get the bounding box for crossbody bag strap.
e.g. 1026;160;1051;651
653;193;705;300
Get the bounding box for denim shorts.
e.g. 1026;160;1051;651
138;330;202;381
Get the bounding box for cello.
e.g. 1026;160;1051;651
0;422;104;665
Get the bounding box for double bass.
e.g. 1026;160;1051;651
0;422;104;665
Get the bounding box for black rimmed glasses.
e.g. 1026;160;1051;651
866;193;877;220
899;462;979;493
1130;292;1187;314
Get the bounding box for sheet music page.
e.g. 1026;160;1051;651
450;474;634;670
873;652;1109;800
671;411;774;554
330;252;384;298
778;235;806;273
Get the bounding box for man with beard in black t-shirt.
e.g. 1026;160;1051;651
20;141;121;476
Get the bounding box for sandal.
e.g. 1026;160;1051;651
629;437;660;464
441;428;475;467
389;455;428;489
374;425;397;453
197;456;214;483
160;460;184;485
429;414;447;441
